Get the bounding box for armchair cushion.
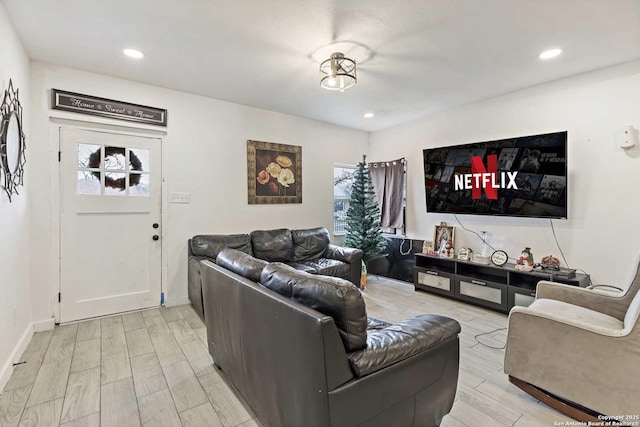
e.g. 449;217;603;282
348;315;461;377
291;227;331;261
250;229;294;262
260;263;367;351
191;234;252;260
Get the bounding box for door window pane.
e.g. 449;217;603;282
78;143;101;169
129;148;149;172
77;171;101;195
129;173;150;197
104;146;126;170
104;172;126;195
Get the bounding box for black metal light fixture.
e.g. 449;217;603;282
319;52;356;92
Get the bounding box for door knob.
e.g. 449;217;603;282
153;223;159;229
153;235;159;241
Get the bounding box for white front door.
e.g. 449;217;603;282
60;127;162;322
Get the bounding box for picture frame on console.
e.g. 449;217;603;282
247;140;302;204
433;223;455;256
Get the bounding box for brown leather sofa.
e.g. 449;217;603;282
200;248;461;427
188;227;363;319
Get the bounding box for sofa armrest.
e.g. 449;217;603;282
324;244;363;286
347;314;460;377
324;244;363;264
536;281;629;321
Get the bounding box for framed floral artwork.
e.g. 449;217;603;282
247;140;302;204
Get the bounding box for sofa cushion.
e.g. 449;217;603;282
292;227;331;261
367;317;391;330
260;264;367;351
348;315;461;377
191;234;252;260
251;229;294;262
284;262;317;274
217;248;268;283
299;258;350;280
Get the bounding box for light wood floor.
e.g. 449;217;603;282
0;277;565;427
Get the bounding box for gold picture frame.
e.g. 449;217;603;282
247;140;302;204
433;224;455;256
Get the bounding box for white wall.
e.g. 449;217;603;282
28;62;368;320
0;2;32;389
369;60;640;286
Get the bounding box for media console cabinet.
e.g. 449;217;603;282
414;253;590;313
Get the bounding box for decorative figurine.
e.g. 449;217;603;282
458;247;473;261
541;254;561;271
444;239;455;258
515;247;535;271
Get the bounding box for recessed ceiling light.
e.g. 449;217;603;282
123;48;144;59
539;48;562;60
363;112;375;118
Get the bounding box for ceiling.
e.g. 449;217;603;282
3;0;640;132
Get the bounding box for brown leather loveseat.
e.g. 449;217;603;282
200;248;461;426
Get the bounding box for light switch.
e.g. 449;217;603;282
170;192;190;204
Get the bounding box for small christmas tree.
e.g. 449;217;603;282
345;155;386;264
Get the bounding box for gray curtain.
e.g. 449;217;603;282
369;159;405;228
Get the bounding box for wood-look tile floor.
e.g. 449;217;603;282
362;276;566;427
0;305;259;427
0;277;566;427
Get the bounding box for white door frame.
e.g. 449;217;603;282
50;118;168;323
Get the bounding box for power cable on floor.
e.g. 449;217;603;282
474;327;508;349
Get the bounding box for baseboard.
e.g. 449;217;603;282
0;323;34;393
34;318;55;332
164;295;190;307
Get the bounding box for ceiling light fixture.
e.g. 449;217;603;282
363;112;375;118
539;48;562;60
123;48;144;59
320;52;356;92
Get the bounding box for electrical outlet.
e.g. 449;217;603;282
12;307;17;325
170;192;190;204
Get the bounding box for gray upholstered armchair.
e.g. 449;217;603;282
504;258;640;420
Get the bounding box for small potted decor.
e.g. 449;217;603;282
541;255;561;270
515;247;535;271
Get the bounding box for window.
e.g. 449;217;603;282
76;143;150;197
333;164;356;235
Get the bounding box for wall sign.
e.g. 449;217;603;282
51;89;167;127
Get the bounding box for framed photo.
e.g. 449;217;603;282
247;140;302;204
433;224;455;256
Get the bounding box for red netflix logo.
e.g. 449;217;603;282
454;155;518;200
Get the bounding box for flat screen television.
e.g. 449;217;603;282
423;131;567;219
